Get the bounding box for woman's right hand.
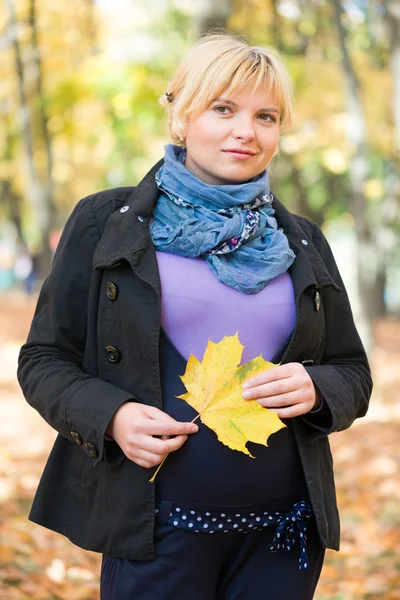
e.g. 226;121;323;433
105;402;198;468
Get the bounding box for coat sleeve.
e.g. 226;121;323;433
17;197;133;467
300;223;373;440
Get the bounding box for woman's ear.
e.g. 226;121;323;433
175;121;187;145
179;124;187;144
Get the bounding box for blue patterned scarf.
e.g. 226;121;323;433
150;144;295;294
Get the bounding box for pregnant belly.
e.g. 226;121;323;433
156;332;306;509
156;415;306;508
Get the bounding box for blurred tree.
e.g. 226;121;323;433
0;0;398;330
28;0;56;276
5;0;52;274
382;0;400;155
0;103;22;238
332;0;376;348
193;0;233;35
1;0;100;276
228;0;399;344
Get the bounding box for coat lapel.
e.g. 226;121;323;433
92;159;164;296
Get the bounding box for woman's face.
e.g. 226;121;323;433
183;84;280;185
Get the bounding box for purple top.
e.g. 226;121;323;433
156;251;296;364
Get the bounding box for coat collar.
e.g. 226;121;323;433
93;159;163;270
93;158;339;294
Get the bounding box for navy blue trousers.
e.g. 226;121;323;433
100;519;325;600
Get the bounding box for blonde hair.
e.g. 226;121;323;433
160;33;294;146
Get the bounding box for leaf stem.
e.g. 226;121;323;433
148;413;201;483
148;454;168;483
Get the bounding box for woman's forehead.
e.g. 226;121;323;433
212;81;280;107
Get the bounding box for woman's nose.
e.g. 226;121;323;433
232;118;256;142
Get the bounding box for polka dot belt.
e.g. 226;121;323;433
155;499;312;571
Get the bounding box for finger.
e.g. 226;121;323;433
256;391;301;409
269;404;308;419
145;406;182;422
140;434;188;455
141;419;198;437
163;434;189;453
130;449;165;468
242;378;296;400
242;363;295;390
143;406;199;433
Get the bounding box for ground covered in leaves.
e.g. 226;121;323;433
1;293;399;599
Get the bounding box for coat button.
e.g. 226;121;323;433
71;431;83;445
84;442;98;459
302;360;314;366
106;281;118;301
105;345;121;363
314;291;321;311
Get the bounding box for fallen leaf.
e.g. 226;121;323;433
46;558;66;582
177;332;286;456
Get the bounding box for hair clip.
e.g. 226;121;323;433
165;92;174;103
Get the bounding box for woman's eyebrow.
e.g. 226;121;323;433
213;97;280;113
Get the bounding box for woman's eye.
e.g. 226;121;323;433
259;113;275;122
213;105;231;114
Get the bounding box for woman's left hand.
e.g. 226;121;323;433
242;362;321;418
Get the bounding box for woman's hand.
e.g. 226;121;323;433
242;362;321;418
106;402;198;468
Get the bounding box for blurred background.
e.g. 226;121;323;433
0;0;399;598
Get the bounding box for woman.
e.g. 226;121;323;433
18;34;372;599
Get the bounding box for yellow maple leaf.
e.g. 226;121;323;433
149;333;286;482
177;332;286;457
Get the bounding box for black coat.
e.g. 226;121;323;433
17;159;372;559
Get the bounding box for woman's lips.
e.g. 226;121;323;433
223;150;256;160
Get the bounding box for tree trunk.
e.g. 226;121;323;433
332;0;378;352
29;0;56;277
359;268;386;323
270;0;284;51
84;0;98;53
383;0;400;156
0;109;24;241
0;179;23;241
381;1;400;318
193;0;233;37
5;0;53;279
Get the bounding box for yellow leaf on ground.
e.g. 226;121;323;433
178;332;286;457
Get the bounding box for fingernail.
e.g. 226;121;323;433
242;382;250;389
190;424;198;432
242;390;251;399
